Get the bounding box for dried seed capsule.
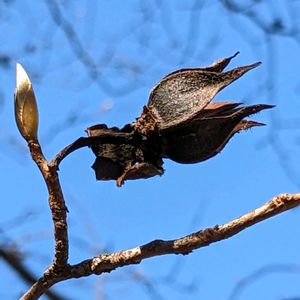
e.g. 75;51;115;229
160;104;274;163
88;54;273;186
143;61;261;130
86;124;163;186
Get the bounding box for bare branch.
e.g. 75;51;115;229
27;141;69;269
50;132;134;169
70;193;300;276
22;192;300;299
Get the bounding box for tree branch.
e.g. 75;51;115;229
28;141;69;269
50;133;134;169
70;193;300;276
21;192;300;299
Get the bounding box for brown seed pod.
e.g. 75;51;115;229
86;124;163;186
135;53;261;132
159;103;273;164
87;54;273;186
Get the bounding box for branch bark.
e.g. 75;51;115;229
50;133;133;169
70;193;300;276
28;141;69;268
21;192;300;299
20;141;69;300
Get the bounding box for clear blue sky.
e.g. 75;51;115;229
1;1;300;299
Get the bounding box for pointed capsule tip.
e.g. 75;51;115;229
241;61;262;72
261;104;275;109
232;61;262;76
232;51;240;58
251;61;262;68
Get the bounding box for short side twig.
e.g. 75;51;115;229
50;133;134;169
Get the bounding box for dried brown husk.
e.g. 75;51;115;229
87;54;273;186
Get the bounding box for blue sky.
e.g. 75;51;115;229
1;1;300;299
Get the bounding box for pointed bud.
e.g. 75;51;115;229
14;63;39;142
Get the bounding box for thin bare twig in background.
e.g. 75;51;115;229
0;246;66;300
44;0;141;96
228;263;300;300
